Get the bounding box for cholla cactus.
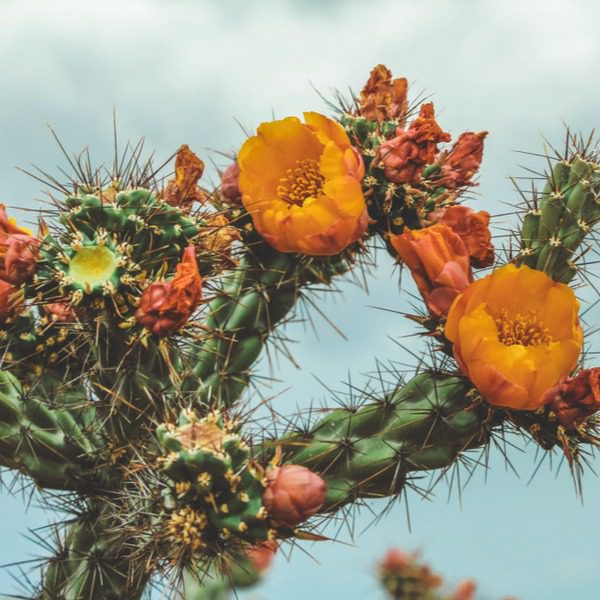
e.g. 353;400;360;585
0;65;599;600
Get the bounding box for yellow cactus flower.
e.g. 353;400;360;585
238;112;368;256
445;264;582;410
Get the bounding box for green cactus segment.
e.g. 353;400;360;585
339;114;451;248
0;370;103;489
157;410;273;555
185;247;299;407
271;373;490;511
516;154;600;282
42;504;148;600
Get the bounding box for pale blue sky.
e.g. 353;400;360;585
1;1;599;598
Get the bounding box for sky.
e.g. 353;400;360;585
0;1;599;598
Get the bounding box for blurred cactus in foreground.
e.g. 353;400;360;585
0;65;599;599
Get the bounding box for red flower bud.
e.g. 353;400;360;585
220;162;242;204
245;540;278;573
380;548;411;573
262;464;327;528
452;579;477;600
136;246;202;336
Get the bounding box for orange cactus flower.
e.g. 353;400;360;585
446;264;582;410
358;64;409;124
136;246;202;335
390;223;471;319
440;205;494;268
0;204;39;285
163;145;206;211
540;368;600;430
378;103;451;185
238;112;368;256
437;131;487;189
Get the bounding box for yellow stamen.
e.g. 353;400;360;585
276;159;324;206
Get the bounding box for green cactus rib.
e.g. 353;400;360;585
182;246;303;407
516;153;600;282
266;373;491;511
41;503;148;600
0;370;104;490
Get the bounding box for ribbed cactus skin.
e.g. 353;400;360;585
0;369;102;489
183;244;350;407
269;373;490;511
516;154;600;282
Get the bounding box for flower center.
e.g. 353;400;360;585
276;159;324;206
495;310;554;346
69;246;119;292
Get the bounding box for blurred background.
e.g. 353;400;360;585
0;0;599;598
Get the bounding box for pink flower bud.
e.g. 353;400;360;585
380;548;411;573
452;579;477;600
220;162;241;204
262;464;327;528
245;540;278;573
44;301;77;322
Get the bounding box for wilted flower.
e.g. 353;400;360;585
378;548;443;596
357;64;408;124
136;246;202;335
262;464;327;528
197;213;240;261
378;103;451;185
437;131;487;189
238;112;368;255
390;223;471;318
446;264;582;410
440;205;494;268
380;548;411;573
540;368;600;430
0;204;39;285
163;145;206;211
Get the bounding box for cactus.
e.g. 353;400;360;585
0;67;599;600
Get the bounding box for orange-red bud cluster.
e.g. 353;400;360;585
358;64;409;124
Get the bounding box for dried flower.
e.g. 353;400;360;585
437;131;487;189
378;103;451;185
163;145;206;211
541;368;600;430
136;246;202;335
358;64;408;123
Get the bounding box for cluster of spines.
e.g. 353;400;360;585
516;147;600;282
266;373;490;511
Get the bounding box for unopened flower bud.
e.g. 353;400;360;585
262;464;327;528
220;162;242;204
